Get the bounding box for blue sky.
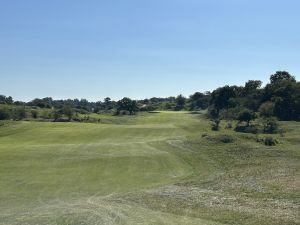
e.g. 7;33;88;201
1;0;299;101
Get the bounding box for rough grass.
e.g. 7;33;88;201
0;112;299;225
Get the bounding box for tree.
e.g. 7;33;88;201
104;97;113;110
63;105;73;121
244;80;262;94
0;107;9;120
175;95;185;111
0;95;6;104
237;109;256;126
189;92;209;110
259;101;275;118
261;71;299;120
31;110;38;119
12;107;26;120
210;86;239;114
117;97;138;115
5;96;13;104
270;71;296;84
53;109;62;121
263;117;279;134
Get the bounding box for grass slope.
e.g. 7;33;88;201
0;112;299;225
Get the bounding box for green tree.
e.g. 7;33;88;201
31;110;39;119
237;109;256;126
263;117;279;134
244;80;262;94
53;109;62;121
117;97;138;115
259;101;275;118
12;107;26;120
0;106;9;120
175;95;185;111
5;96;13;104
270;71;296;84
189;92;210;110
63;105;74;121
210;86;239;115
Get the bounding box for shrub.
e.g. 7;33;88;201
263;117;279;134
40;110;52;119
201;133;209;138
205;134;234;144
225;122;233;129
264;137;278;146
235;125;259;134
12;107;26;120
219;107;244;120
237;109;256;126
219;135;234;143
259;101;275;118
211;119;220;131
0;107;9;120
31;110;38;119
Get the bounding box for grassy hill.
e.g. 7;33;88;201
0;112;299;225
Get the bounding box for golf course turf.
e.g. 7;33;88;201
0;112;299;225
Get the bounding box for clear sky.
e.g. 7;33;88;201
1;0;299;101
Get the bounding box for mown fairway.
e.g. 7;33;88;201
0;112;299;225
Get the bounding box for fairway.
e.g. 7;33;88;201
0;112;299;225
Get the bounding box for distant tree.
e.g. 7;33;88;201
237;109;256;126
0;95;6;104
189;92;209;110
5;96;13;105
261;71;299;120
12;107;26;120
210;86;239;114
175;95;186;111
0;107;9;120
104;97;113;110
28;97;53;108
244;80;262;94
270;71;296;84
259;101;275;118
78;99;89;111
117;97;138;115
31;110;38;119
63;105;74;121
53;109;62;121
0;95;13;105
263;117;279;134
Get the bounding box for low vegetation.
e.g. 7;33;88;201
0;71;299;224
0;112;299;225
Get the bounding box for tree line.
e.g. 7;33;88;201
0;71;299;122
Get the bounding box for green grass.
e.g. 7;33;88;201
0;112;299;225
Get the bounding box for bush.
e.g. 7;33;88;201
40;110;52;119
235;125;259;134
263;117;279;134
204;134;234;144
219;107;244;120
211;119;220;131
264;137;278;146
219;135;234;143
237;109;256;126
225;122;233;129
0;107;9;120
201;133;209;138
259;101;275;118
31;110;38;119
12;107;26;120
